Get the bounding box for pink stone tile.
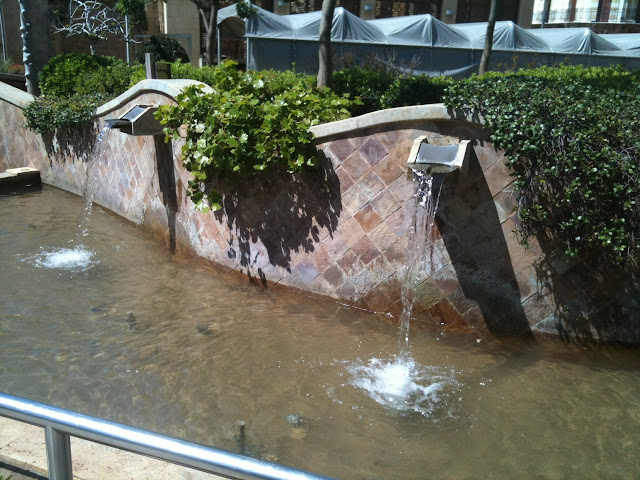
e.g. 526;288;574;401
358;170;386;201
341;151;371;181
359;136;387;166
352;235;381;265
342;184;369;216
337;249;365;277
377;129;407;150
327;138;357;162
388;174;416;206
338;216;366;247
323;231;350;259
354;204;383;233
386;206;413;238
372;153;406;186
336;167;354;193
387;137;414;168
370;189;401;221
310;244;333;272
368;220;399;252
323;263;346;289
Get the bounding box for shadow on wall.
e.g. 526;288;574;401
212;153;342;285
534;240;640;345
41;122;100;163
437;142;534;340
155;136;178;253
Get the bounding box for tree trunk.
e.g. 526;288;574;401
19;0;36;94
198;1;218;66
478;0;499;76
89;37;97;55
317;0;335;88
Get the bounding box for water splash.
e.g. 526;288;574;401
347;355;457;418
77;125;113;241
32;246;96;272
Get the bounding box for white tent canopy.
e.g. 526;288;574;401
216;4;640;74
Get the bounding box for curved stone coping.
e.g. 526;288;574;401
95;79;214;117
0;81;35;108
309;103;484;141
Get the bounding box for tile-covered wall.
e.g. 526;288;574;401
0;81;587;342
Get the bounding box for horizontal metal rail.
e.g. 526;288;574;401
0;392;338;480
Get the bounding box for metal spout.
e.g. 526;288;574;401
407;136;470;176
104;105;163;136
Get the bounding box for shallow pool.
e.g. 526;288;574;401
2;186;640;479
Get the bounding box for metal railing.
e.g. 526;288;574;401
0;392;338;480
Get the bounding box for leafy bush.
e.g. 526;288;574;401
156;62;353;211
128;61;231;88
39;54;135;97
331;67;451;115
331;67;396;116
135;34;190;64
444;66;640;268
24;94;109;133
381;75;452;109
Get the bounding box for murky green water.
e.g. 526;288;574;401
2;186;640;480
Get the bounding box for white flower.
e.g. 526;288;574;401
254;79;264;88
194;123;205;133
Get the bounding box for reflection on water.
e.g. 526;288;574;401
2;187;640;480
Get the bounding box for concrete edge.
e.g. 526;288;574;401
309;103;484;141
0;81;35;109
94;79;215;118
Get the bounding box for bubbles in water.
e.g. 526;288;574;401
347;355;457;418
31;246;97;271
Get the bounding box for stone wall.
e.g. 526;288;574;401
5;79;630;343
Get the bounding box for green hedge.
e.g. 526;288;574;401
25;54;138;134
331;66;452;115
39;54;136;97
24;94;109;134
444;65;640;268
156;62;353;211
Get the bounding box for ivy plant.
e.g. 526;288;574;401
156;62;352;211
444;66;640;269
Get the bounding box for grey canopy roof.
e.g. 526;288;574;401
369;14;470;47
450;21;551;51
216;4;640;74
529;28;622;55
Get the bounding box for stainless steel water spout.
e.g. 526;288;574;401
407;136;470;175
104;105;163;136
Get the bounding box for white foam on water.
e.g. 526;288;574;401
347;356;456;418
32;247;96;271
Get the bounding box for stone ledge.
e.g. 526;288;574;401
309;104;485;141
95;79;215;118
0;81;35;109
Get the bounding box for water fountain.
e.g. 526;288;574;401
347;136;470;417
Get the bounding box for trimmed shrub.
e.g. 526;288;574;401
24;94;109;133
444;65;640;268
381;75;452;109
331;67;396;116
39;54;135;98
135;34;190;64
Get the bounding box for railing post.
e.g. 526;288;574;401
45;426;73;480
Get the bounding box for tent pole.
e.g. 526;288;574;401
217;27;221;65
